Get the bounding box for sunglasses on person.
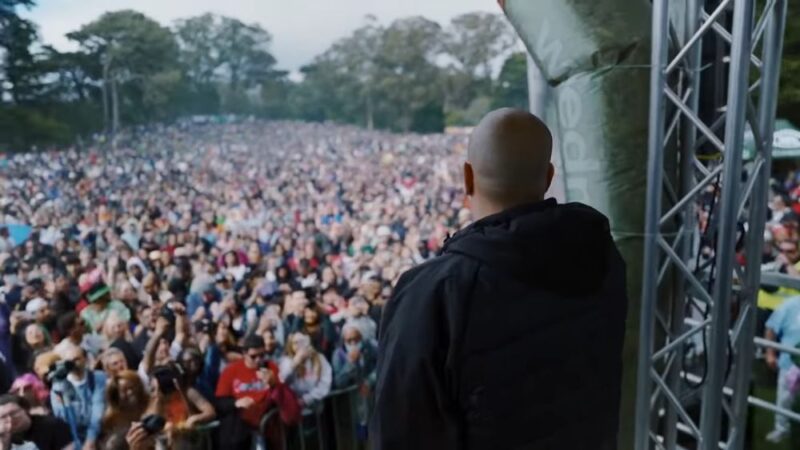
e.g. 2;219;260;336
246;350;265;361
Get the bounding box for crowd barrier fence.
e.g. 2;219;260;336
257;385;366;450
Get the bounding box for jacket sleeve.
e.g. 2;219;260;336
369;266;463;450
86;372;106;441
332;349;358;388
303;356;332;404
202;344;221;392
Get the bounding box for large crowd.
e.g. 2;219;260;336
0;120;471;450
759;171;800;444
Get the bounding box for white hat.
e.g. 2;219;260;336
25;298;47;315
377;226;392;238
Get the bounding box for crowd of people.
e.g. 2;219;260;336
759;171;800;444
0;120;471;450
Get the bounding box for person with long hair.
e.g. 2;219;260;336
145;363;215;449
9;374;49;416
278;332;331;410
286;303;337;359
101;370;148;439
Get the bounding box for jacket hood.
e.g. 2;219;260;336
443;199;613;295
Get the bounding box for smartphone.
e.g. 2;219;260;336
141;414;166;434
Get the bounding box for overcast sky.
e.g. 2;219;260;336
21;0;504;72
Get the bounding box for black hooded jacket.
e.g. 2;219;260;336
370;199;627;450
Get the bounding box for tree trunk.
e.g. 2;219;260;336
101;60;110;134
366;90;374;130
111;74;119;138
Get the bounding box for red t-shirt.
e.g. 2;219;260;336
215;359;280;428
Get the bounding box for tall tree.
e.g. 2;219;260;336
442;12;516;115
444;12;516;79
375;16;446;132
299;16;384;128
174;13;219;86
216;17;275;93
0;0;39;104
175;14;279;114
67;10;179;132
491;52;529;111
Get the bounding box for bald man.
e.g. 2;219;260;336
371;109;627;450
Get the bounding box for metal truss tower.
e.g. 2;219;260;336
634;0;789;449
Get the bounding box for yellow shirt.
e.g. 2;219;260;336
758;261;800;310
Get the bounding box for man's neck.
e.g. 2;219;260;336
69;369;86;382
472;196;545;222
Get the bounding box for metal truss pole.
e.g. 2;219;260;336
635;0;787;449
634;0;669;447
663;0;704;447
728;1;788;448
698;1;753;447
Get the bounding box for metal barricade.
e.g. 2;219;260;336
327;386;364;450
257;385;369;450
195;420;220;450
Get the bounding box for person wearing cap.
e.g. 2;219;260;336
80;282;130;334
24;297;54;338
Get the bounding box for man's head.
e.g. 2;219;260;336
242;335;266;369
57;311;84;342
117;281;137;304
0;395;31;436
342;324;363;352
465;108;555;220
101;347;128;376
780;239;800;264
63;345;87;377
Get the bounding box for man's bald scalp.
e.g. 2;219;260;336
467;108;553;202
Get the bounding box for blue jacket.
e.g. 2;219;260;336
51;370;107;443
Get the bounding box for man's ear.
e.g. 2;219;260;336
545;162;555;192
463;162;475;197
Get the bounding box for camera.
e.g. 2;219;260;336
141;414;166;434
47;360;76;382
195;318;215;335
159;303;177;326
152;365;182;395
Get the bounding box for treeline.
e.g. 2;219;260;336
0;1;528;151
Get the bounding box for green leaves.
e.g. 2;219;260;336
1;6;529;149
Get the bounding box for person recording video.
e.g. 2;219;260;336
49;346;107;450
143;363;215;449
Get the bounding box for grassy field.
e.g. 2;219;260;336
751;385;791;450
746;364;794;450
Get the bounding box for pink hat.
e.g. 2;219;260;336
11;373;49;402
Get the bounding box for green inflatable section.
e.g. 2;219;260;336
502;1;672;447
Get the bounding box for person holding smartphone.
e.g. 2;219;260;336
215;335;299;450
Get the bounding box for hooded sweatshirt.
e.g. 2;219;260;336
370;199;627;450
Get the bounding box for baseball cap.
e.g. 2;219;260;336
87;282;111;302
25;298;47;315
